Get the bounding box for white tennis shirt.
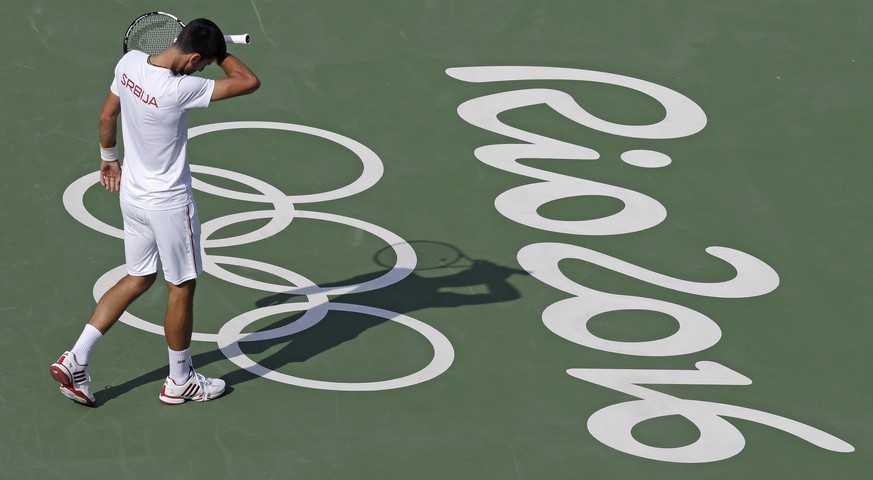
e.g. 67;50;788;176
110;50;215;210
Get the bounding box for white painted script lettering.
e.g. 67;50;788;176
448;65;854;462
570;362;854;463
517;243;779;356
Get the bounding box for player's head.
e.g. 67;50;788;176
175;18;227;62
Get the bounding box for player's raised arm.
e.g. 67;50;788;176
211;54;260;101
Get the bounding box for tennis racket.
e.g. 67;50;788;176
123;12;251;55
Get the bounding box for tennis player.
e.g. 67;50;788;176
50;19;260;406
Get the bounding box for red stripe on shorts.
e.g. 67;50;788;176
186;205;197;272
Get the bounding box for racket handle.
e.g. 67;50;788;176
224;34;251;45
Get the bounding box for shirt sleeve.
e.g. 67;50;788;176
176;76;215;110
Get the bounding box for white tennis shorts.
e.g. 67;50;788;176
120;201;202;285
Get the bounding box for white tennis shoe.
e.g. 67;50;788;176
50;351;96;407
159;369;226;405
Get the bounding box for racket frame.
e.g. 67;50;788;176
122;12;250;55
122;11;184;55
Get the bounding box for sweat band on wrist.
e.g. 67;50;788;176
100;144;118;162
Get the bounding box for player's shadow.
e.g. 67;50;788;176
94;241;528;405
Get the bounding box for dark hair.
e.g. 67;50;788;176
175;18;226;60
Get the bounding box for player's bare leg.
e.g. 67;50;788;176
160;279;226;404
89;273;158;333
164;279;195;351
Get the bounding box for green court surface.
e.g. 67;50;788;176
2;1;872;478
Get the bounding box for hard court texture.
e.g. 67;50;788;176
1;1;871;478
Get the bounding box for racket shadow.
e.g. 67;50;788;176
219;241;529;387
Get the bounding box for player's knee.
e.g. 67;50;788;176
125;272;157;293
167;278;196;297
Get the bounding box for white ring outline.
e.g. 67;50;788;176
217;302;455;391
63;171;124;239
202;209;417;296
194;164;297;249
188;121;384;204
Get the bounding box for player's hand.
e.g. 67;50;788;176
99;160;122;192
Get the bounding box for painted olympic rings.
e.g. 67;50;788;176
63;121;454;391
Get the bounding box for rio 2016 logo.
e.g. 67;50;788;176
447;66;853;463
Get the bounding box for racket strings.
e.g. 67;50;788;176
126;15;182;55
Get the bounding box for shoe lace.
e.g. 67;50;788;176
191;371;209;401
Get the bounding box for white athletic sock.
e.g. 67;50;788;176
70;324;103;365
168;347;192;383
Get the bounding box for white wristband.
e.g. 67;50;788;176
100;144;118;162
